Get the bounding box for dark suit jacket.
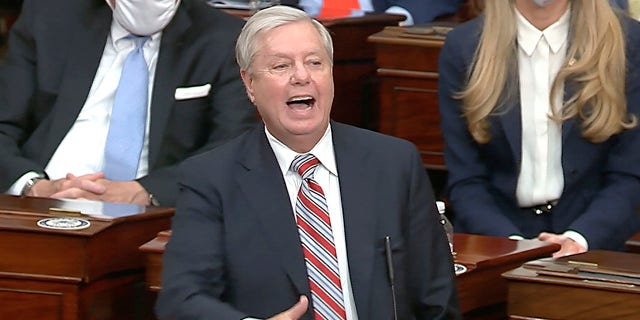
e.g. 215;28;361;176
156;122;460;319
0;0;256;205
438;16;640;250
611;0;628;10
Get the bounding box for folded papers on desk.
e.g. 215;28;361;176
523;251;640;286
503;250;640;320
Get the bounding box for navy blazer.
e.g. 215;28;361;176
438;16;640;250
156;122;460;319
0;0;256;205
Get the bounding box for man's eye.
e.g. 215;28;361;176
272;64;289;71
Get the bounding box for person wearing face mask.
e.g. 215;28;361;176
0;0;257;206
438;0;640;257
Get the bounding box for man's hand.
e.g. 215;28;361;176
88;179;151;205
538;232;587;258
31;172;151;205
51;176;151;205
29;173;106;198
267;296;308;320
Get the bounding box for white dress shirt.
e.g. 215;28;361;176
264;124;359;320
515;7;568;207
514;7;588;249
7;19;161;194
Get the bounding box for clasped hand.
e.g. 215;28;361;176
27;172;150;205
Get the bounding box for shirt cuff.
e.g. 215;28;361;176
563;230;589;251
385;6;414;26
6;171;45;195
508;234;525;240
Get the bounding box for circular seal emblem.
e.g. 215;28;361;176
454;263;468;275
36;217;91;230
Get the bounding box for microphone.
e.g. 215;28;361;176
385;236;398;320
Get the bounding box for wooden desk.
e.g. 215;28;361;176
141;232;559;318
503;250;640;320
323;14;404;128
453;234;560;319
368;26;448;169
0;194;173;320
625;231;640;253
139;230;172;292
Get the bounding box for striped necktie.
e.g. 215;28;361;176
292;154;346;320
103;35;149;181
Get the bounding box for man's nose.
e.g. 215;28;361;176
289;63;311;84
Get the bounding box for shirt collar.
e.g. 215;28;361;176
265;124;338;177
109;18;162;51
516;4;571;56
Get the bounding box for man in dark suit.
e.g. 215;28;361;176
293;0;464;25
0;0;256;206
157;5;459;320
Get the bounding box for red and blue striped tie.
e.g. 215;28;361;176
292;154;346;320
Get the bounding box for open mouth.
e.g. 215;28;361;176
286;95;315;109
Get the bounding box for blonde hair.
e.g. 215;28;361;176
458;0;636;144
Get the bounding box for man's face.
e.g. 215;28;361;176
241;21;334;151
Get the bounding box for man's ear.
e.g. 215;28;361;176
240;69;255;104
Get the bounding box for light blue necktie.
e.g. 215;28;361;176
103;36;149;181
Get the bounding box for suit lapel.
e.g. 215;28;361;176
148;5;190;168
44;1;111;158
561;83;578;142
499;80;577;167
236;127;310;295
498;98;523;168
332;123;377;319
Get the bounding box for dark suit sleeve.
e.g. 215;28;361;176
0;0;48;188
437;24;522;237
156;161;248;319
405;146;460;319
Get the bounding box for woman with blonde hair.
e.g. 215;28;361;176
438;0;640;256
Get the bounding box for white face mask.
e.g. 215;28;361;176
532;0;555;7
108;0;181;36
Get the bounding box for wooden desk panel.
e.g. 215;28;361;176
322;14;405;128
369;26;447;169
453;234;559;319
503;251;640;320
0;195;173;320
625;231;640;253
